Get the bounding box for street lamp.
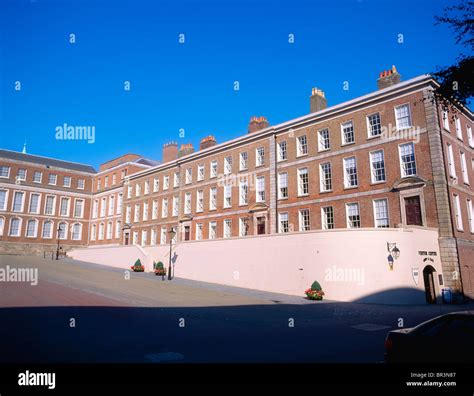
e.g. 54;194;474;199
168;227;176;280
56;223;63;260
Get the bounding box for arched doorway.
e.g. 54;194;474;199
423;265;437;304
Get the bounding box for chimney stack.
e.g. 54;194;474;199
248;116;269;134
310;87;327;113
377;65;401;90
178;143;195;158
162;142;178;163
200;135;217;150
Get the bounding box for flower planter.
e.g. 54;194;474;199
305;288;325;301
131;265;145;272
154;269;167;276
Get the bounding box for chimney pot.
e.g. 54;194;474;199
248;116;269;134
377;65;401;90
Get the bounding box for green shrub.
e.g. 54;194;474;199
310;280;322;291
153;261;164;270
134;259;142;267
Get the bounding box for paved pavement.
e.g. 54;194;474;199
0;254;471;363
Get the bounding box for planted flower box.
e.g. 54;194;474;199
131;259;144;272
305;280;325;301
153;261;166;276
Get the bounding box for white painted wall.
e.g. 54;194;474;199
70;228;443;304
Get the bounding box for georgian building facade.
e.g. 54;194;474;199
1;70;473;297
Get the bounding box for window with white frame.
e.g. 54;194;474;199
74;199;84;218
99;223;105;240
29;193;40;214
162;198;168;217
210;160;218;178
77;179;85;189
152;200;158;219
455;116;463;140
48;174;57;185
127;185;132;198
297;135;308;156
186;168;192;184
150;228;157;245
399;143;417;177
467;199;474;233
298;168;309;196
26;219;37;238
0;166;10;178
209;221;217;239
367;113;382;137
134;204;140;222
63;176;71;187
143;202;149;221
197;165;204;181
224;219;232;238
299;209;310;231
100;197;106;217
343;157;358;188
278;141;287;161
240;152;248;170
256;176;265;202
72;223;82;240
33;171;42;183
395;104;412;129
12;191;24;212
135;183;141;197
112;174;116;185
91;224;97;241
370;150;386;183
97;179;101;190
141;230;147;246
44;196;55;215
210;187;217;210
467;125;473;148
125;205;131;223
0;217;4;236
224;185;232;208
460;152;469;184
144;180;150;194
17;168;27;181
121;169;127;179
239;217;249;236
224;156;232;175
346;203;361;228
132;231;138;245
373;199;389;228
58;222;67;240
279;212;289;233
9;218;21;236
196;190;204;212
117;193;123;214
319;162;332;192
42;220;53;238
196;223;203;240
153;177;159;192
442;110;450;130
453;194;463;230
256;147;265;166
341;121;354;144
239;180;248;205
60;197;70;216
0;190;6;211
116;220;121;239
447;143;456;178
278;172;288;199
184;192;191;214
163;175;169;190
93;200;98;218
107;222;113;239
172;196;179;216
160;227;167;244
318;129;330;151
108;195;115;216
104;176;109;188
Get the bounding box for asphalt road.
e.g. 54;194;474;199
0;255;470;363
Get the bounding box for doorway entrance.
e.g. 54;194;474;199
423;265;437;304
184;226;190;241
257;216;266;235
405;196;423;226
124;232;130;246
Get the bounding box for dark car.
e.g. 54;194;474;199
384;311;474;363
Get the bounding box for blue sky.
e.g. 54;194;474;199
0;0;466;169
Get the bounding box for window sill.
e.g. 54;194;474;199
367;134;382;140
341;142;355;147
297;194;309;198
296;153;308;158
370;180;386;186
277;158;288;163
319;190;333;194
343;186;359;190
278;197;288;201
318;148;330;153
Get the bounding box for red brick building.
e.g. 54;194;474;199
1;69;473;298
